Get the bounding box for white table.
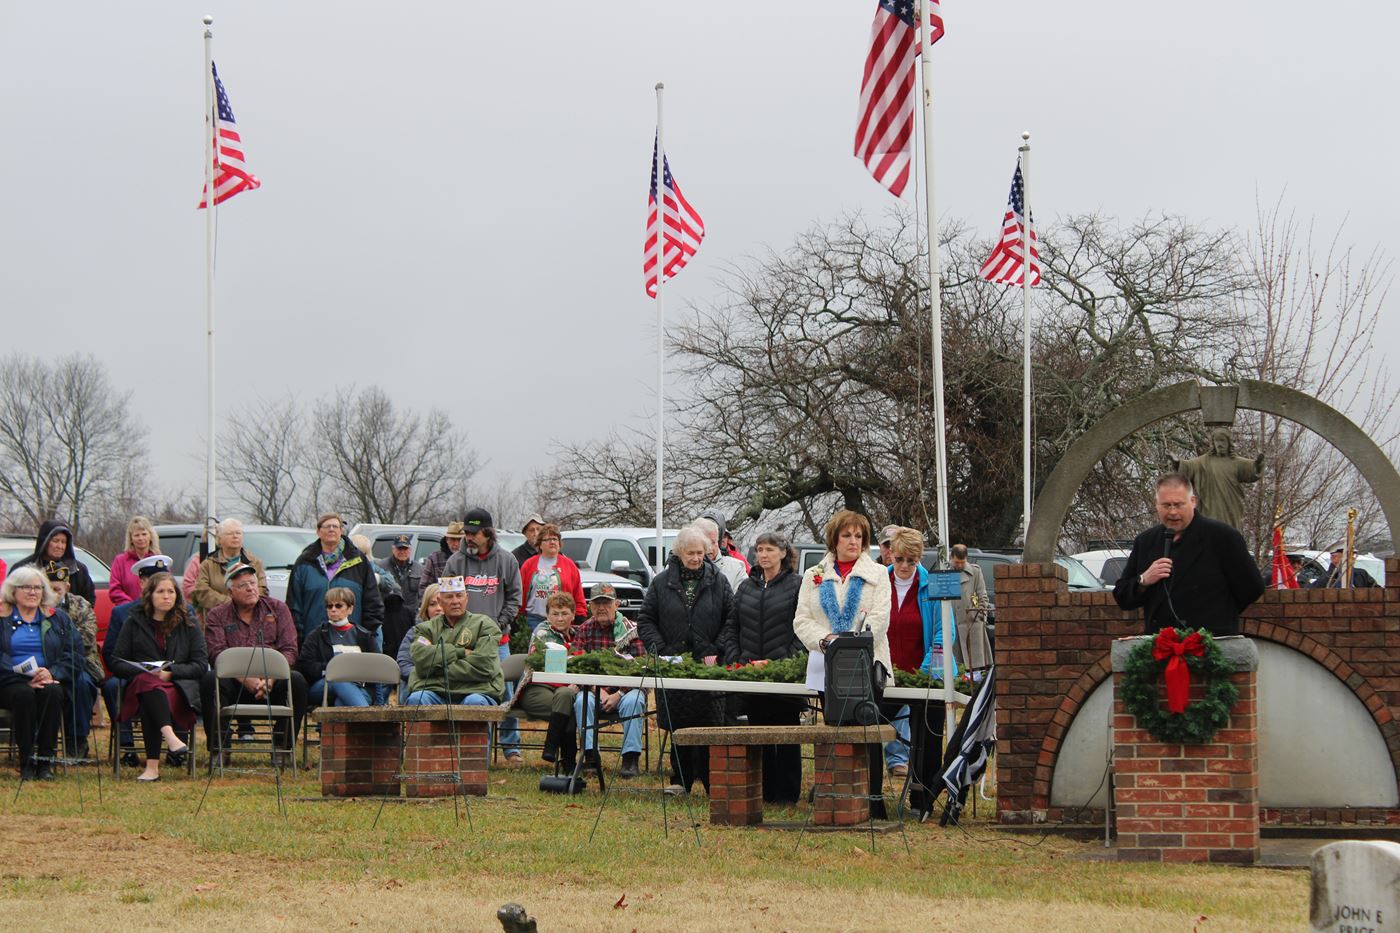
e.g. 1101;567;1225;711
535;671;970;706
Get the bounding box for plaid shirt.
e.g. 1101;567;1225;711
573;615;645;656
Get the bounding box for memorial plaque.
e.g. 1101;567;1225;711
1310;841;1400;933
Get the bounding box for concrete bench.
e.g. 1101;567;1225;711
673;724;895;826
316;705;508;798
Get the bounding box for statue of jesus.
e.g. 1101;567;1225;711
1170;428;1264;529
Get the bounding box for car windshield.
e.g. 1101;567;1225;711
1056;555;1103;589
638;535;677;567
243;531;315;569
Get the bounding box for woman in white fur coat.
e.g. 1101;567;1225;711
792;509;894;818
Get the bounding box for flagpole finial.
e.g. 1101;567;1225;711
203;14;213;25
655;81;664;90
1021;131;1030;140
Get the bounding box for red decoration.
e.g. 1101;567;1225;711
1152;628;1205;713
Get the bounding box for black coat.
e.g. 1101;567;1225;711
296;622;380;685
1112;515;1265;636
12;519;96;604
719;567;803;664
111;609;209;712
637;556;733;660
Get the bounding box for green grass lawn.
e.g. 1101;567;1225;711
0;742;1307;932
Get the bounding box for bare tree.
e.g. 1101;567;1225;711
1234;201;1396;556
218;397;309;526
0;353;146;532
532;429;690;528
311;387;479;525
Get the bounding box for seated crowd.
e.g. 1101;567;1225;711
0;507;970;814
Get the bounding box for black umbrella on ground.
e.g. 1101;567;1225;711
937;665;996;826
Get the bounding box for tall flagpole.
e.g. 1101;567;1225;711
653;82;666;575
1019;132;1032;543
203;15;218;554
917;0;956;741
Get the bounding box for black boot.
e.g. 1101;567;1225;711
559;727;578;774
619;752;641;779
540;712;570;764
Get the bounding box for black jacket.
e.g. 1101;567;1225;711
296;622;380;685
511;541;538;567
637;556;734;660
719;567;803;664
12;519;96;604
1112;515;1265;636
110;609;209;712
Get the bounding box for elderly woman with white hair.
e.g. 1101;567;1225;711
0;567;82;779
637;524;735;796
191;518;268;621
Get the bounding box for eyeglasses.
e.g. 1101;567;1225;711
326;602;348;609
15;584;44;592
892;557;920;565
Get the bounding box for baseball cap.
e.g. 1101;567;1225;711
462;508;493;531
588;582;618;603
392;533;412;549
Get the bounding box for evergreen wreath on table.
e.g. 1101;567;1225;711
1119;627;1238;744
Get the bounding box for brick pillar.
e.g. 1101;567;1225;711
402;720;490;797
813;742;872;826
708;745;763;826
1112;636;1259;864
320;720;401;797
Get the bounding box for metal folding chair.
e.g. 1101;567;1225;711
210;647;296;776
307;652;400;773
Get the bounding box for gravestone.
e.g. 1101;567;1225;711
1310;841;1400;932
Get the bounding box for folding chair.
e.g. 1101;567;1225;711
210;647;296;776
308;652;401;774
109;680;197;778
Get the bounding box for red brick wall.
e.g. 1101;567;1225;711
996;558;1400;827
1113;669;1259;863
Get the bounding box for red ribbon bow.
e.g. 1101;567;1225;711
1151;628;1204;713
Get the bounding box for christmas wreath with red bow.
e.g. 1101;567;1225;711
1119;627;1238;744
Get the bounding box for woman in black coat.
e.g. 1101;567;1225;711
637;526;733;795
718;531;805;805
112;572;208;781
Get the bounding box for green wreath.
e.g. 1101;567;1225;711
1119;628;1238;744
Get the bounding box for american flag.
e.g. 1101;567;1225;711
854;0;942;198
198;62;260;209
643;136;705;298
978;158;1041;286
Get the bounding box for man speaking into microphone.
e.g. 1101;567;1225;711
1112;473;1265;635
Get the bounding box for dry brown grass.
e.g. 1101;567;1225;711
0;737;1309;931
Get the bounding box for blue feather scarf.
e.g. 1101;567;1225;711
818;575;866;633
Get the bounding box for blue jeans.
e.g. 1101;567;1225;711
309;678;373;707
884;704;911;769
403;691;494;707
102;676;135;748
574;690;646;755
66;672;99;747
497;642;520;756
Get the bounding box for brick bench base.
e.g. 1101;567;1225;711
316;705;506;799
674;724;894;827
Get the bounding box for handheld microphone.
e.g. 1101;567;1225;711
1163;528;1173;562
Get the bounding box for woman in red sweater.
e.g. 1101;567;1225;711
518;524;587;627
109;517;160;606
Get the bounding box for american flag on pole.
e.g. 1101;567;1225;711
198;62;260;209
643;136;705;298
854;0;940;198
978;157;1041;286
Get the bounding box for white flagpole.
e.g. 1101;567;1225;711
653;81;666;576
916;0;956;741
203;15;218;555
1019;132;1032;543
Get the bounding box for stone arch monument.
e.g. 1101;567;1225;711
1023;379;1400;563
996;379;1400;828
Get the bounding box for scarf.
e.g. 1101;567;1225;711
678;564;704;609
318;541;346;579
819;574;866;633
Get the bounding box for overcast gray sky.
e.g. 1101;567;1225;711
2;1;1395;513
